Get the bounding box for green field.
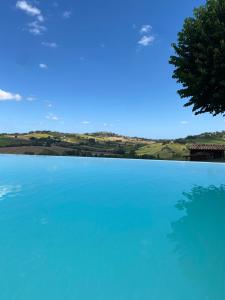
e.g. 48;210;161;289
136;143;189;160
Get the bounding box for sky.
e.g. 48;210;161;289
0;0;224;138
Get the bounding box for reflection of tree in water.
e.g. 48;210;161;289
170;185;225;300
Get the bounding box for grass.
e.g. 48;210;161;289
136;143;189;160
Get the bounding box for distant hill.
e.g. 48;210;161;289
0;130;225;161
175;131;225;145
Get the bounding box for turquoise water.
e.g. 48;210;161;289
0;155;225;300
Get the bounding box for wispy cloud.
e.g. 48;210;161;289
138;24;155;47
16;1;46;35
140;25;152;34
26;96;36;101
39;63;48;69
138;35;155;46
41;41;58;48
44;100;53;108
180;121;189;125
62;10;72;19
46;113;59;121
16;1;41;17
0;89;22;101
81;121;90;125
28;21;46;35
103;123;113;128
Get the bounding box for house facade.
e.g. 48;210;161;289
187;144;225;161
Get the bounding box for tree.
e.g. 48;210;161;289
170;0;225;116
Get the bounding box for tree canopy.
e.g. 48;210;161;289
170;0;225;116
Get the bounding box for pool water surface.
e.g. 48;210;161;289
0;155;225;300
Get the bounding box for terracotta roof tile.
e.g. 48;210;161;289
189;144;225;151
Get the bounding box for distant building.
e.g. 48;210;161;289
186;144;225;161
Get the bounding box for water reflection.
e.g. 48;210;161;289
0;185;21;201
170;185;225;300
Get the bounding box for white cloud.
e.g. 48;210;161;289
16;1;41;17
37;15;44;22
0;89;22;101
39;63;48;69
44;100;53;108
137;24;155;47
42;41;58;48
46;113;59;121
140;25;152;34
180;121;189;125
26;96;36;101
28;21;46;35
138;35;155;46
81;121;90;125
62;10;72;19
16;1;46;35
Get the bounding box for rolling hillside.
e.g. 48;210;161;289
0;130;225;161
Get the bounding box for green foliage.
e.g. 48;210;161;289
170;0;225;115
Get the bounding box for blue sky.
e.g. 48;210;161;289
0;0;224;138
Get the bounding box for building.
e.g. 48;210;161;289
187;144;225;161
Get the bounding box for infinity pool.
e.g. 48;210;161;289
0;155;225;300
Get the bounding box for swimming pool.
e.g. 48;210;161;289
0;155;225;300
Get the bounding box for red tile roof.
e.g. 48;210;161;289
189;144;225;151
